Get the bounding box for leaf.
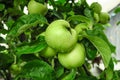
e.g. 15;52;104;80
55;64;64;78
117;21;120;25
0;53;14;69
0;46;6;51
84;8;93;19
105;67;113;80
0;29;8;34
83;40;97;60
8;14;48;37
114;7;120;14
20;54;39;61
16;60;55;80
86;23;116;53
16;36;47;56
0;3;5;11
62;69;76;80
0;37;5;43
67;15;93;29
85;35;111;68
76;76;97;80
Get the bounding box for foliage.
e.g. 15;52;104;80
0;0;119;80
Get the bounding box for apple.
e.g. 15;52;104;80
99;12;110;24
28;0;48;15
45;20;77;53
10;64;21;74
37;32;56;58
93;12;99;23
58;43;85;69
90;2;102;13
40;46;56;58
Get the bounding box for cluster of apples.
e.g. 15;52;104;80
43;20;85;69
90;2;110;24
27;0;85;69
27;0;110;69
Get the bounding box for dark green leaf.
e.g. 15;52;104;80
62;69;76;80
0;53;14;69
8;14;48;37
83;40;97;60
67;15;93;29
20;54;39;61
0;3;5;11
0;37;5;43
84;8;93;19
117;21;120;25
55;64;64;78
85;35;111;68
76;76;97;80
0;29;8;34
114;7;120;14
16;36;47;56
0;46;6;51
16;60;55;80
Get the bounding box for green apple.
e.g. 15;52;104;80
28;0;48;15
99;12;110;24
58;43;85;69
90;2;102;13
10;64;21;74
40;46;56;58
37;32;56;58
93;12;99;23
45;20;77;53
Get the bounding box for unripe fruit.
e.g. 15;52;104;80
99;12;110;24
40;46;56;58
45;20;77;53
90;2;102;13
10;64;21;74
28;0;48;15
58;43;85;69
93;12;99;23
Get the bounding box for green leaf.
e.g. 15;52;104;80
8;14;48;37
114;7;120;14
84;8;93;19
16;37;47;56
0;53;14;69
76;76;97;80
16;60;55;80
105;67;113;80
0;29;8;34
62;69;76;80
85;35;111;68
0;4;5;11
0;37;5;43
117;21;120;25
55;64;64;78
86;25;116;53
0;46;6;51
67;15;93;29
20;54;39;61
83;40;97;60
